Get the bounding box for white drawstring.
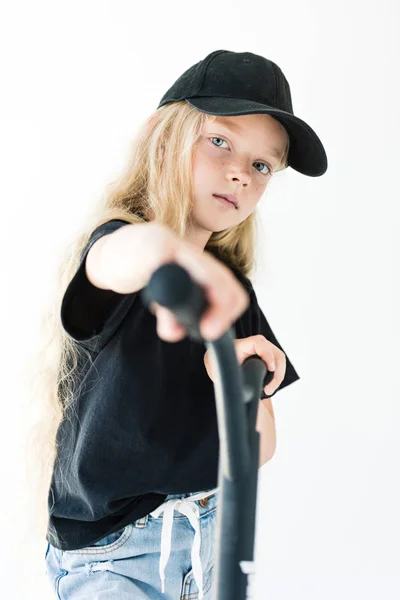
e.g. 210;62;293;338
149;488;218;599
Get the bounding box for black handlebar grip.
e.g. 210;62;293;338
141;262;209;342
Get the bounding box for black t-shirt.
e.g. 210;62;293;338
46;219;300;550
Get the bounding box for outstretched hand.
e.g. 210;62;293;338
203;334;286;397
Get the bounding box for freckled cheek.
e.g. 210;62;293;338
255;182;266;196
192;154;220;190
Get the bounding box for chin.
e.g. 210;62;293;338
199;218;234;234
193;209;236;229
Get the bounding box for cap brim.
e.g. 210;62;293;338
186;97;327;177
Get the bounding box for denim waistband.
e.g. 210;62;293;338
148;487;218;599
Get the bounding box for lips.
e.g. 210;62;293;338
213;194;238;208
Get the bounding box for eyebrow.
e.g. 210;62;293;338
212;122;284;162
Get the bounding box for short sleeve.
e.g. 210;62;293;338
60;219;137;352
249;284;300;398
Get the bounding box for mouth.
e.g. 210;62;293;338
212;194;238;208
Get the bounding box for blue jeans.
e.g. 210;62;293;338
45;488;218;599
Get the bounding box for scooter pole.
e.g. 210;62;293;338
141;263;270;600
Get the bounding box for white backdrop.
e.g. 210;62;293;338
1;1;399;598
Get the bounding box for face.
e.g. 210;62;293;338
187;113;289;251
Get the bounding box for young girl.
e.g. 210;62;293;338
37;49;327;599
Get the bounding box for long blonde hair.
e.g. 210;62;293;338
24;100;289;548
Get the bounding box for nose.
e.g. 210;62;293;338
232;177;248;186
230;166;251;185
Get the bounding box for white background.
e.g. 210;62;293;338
1;1;399;598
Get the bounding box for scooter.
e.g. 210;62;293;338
141;262;273;600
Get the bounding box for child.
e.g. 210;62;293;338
40;49;327;599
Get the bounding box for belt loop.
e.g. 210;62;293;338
134;514;149;528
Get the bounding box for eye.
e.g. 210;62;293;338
210;136;229;149
253;161;271;175
210;137;272;176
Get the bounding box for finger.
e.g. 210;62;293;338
157;307;186;342
264;351;286;395
175;245;250;341
149;301;157;315
200;275;249;341
250;335;277;372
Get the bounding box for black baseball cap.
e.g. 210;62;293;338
157;49;328;177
